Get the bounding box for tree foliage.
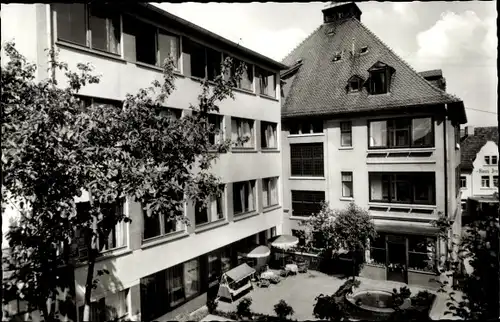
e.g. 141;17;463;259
2;40;245;321
273;299;294;320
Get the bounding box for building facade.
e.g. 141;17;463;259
280;2;466;288
1;3;286;321
459;126;499;218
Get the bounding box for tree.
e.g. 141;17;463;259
299;201;336;254
332;203;377;280
2;40;245;321
274;299;294;320
313;279;360;321
432;201;499;320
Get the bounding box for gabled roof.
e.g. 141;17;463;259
461;127;499;170
281;17;466;121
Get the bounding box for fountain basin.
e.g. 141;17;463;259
345;290;411;320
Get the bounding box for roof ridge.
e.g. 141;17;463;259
281;24;322;64
353;19;461;103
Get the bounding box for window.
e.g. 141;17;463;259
493;176;498;187
123;15;180;68
485;156;490;165
55;3;87;46
157;107;182;122
369;117;433;149
158;30;180;69
55;4;120;55
369;172;435;205
360;46;368;54
105;289;129;320
142;197;183;240
261;121;278;149
347;78;362;92
460;176;467;189
290;143;324;177
207;250;222;286
332;52;342;62
74;200;127;258
78;298;106;322
492;156;498;165
257;67;276;98
291;190;325;217
341;172;353;198
194;185;225;226
183;259;200;299
221;247;233;273
367;63;394;95
231;117;255;148
262;177;279;208
340;121;352;147
233;180;256;215
227;56;254;91
408;236;436;272
369;233;386;266
481;176;490;188
289;120;323;135
208;114;224;146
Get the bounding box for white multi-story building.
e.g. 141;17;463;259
280;2;466;288
459;126;499;218
1;3;287;321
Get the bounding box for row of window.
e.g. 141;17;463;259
81;97;278;151
460;175;499;189
54;4;278;98
73;177;279;256
290;172;436;217
288;116;434;159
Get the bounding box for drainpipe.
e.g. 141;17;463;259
442;105;450;264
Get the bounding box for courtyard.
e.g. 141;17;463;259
216;270;444;321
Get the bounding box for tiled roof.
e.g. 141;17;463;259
461;127;499;170
281;17;465;120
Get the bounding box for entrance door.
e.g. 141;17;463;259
386;235;407;283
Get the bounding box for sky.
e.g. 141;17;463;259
154;1;498;127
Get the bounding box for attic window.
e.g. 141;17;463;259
348;78;361;92
360;46;368;54
333;51;342;62
368;62;395;95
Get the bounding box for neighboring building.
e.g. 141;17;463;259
280;2;466;288
459;126;499;219
1;3;286;321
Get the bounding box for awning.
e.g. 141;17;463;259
247;245;271;258
373;219;438;235
224;263;255;283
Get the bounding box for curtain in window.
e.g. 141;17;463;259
247;182;254;211
370;174;384;200
262;180;269;207
369;121;387;147
107;14;120;55
266;124;276;148
239;183;245;212
412;118;432;146
183;260;200;298
270;178;278;205
158;32;179;68
231;118;239;146
242;120;253;147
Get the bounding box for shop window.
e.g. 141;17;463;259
408;236;436;272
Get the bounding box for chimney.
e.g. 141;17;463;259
466;126;475;136
322;2;362;23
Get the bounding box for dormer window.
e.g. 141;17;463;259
360;46;368;54
367;61;395;95
347;75;363;93
333;51;342;62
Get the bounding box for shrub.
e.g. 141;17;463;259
274;299;294;320
207;298;218;314
236;297;253;319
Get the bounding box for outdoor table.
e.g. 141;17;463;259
260;271;275;280
285;264;298;274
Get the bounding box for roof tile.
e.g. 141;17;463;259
461;127;499;170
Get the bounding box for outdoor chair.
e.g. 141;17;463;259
280;269;290;278
269;274;281;284
297;261;308;273
257;278;270;288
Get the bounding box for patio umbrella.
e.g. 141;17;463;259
270;235;299;267
246;245;271;258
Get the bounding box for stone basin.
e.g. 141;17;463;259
345;290;411;320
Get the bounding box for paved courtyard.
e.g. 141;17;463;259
217;270;450;321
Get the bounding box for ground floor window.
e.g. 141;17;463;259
367;233;437;273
